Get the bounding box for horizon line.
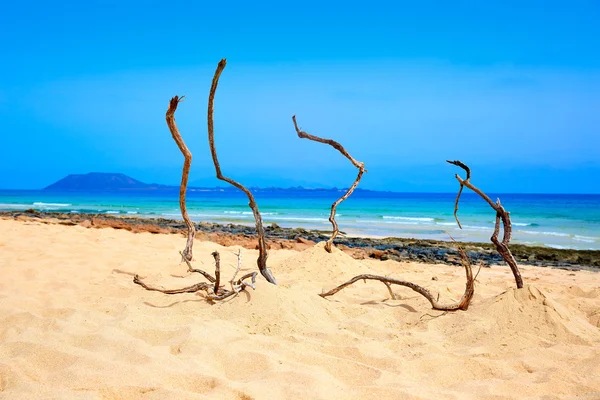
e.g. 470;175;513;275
1;187;599;196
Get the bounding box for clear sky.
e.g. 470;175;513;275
1;1;599;193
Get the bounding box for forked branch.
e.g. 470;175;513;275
446;160;523;289
179;251;215;282
207;58;277;285
292;115;366;253
166;95;196;261
320;240;475;311
133;250;257;301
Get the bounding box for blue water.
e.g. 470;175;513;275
1;189;599;250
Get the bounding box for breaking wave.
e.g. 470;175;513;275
33;202;71;207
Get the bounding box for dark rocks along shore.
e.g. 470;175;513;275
2;210;598;271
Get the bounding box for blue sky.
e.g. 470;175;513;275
1;1;599;192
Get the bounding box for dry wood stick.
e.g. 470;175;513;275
292;115;366;252
446;160;523;289
212;251;221;294
230;249;242;292
320;240;475;311
133;251;257;301
133;274;211;294
208;272;258;301
207;59;277;285
383;282;396;300
166;96;196;261
179;251;216;283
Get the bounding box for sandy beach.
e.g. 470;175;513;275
1;218;599;399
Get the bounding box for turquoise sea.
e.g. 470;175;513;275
0;189;599;250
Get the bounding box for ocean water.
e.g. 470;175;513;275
0;189;599;250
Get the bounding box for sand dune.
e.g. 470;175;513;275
0;218;599;399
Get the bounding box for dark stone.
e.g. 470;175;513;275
2;210;598;271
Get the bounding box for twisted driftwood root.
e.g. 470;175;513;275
446;160;523;289
292;115;366;253
207;58;277;285
166;95;196;262
180;251;216;283
320;241;475;311
133;250;257;301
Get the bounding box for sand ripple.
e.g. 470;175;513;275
1;219;599;399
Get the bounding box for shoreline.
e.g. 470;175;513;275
3;209;598;271
2;189;599;251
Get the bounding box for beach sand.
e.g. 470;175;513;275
0;218;599;399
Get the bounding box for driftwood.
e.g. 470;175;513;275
166;95;196;262
180;252;216;283
292;115;366;253
212;251;221;295
207;58;277;285
446;160;524;289
133;250;257;301
320;240;475;311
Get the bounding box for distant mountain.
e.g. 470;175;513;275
43;172;384;193
44;173;153;191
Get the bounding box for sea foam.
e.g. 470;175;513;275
33;202;71;207
382;216;435;222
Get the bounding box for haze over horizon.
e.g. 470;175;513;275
1;1;599;193
27;171;600;195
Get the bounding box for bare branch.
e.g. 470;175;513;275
238;272;257;291
179;251;215;283
292;115;366;252
321;237;474;311
320;271;473;311
133;251;258;301
447;160;524;288
207;272;258;301
207;59;277;285
383;281;396;300
212;251;221;295
230;249;242;292
446;160;497;209
166;95;196;261
320;236;475;311
133;274;210;294
446;160;471;181
474;262;484;282
490;203;523;288
292;116;364;169
452;184;464;229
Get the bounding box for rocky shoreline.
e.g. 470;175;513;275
2;210;598;271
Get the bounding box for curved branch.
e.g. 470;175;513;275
446;159;471;181
179;251;215;282
292;116;363;169
320;241;475;311
133;274;210;294
208;272;258;301
133;250;258;301
490;200;523;288
452;184;464;229
166;95;196;261
207;59;277;285
292;115;366;252
212;251;221;294
446;160;523;288
446;160;496;209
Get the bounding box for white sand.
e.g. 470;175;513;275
0;218;599;399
